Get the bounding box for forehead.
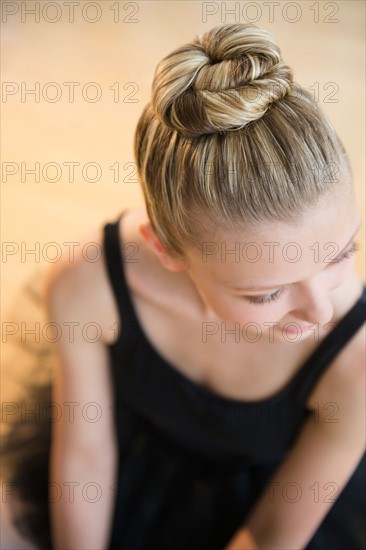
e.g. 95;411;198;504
188;189;359;283
195;190;355;248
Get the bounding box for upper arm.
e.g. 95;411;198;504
245;338;366;549
42;225;118;461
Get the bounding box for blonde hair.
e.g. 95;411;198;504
134;23;352;263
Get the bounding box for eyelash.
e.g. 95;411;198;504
246;242;360;306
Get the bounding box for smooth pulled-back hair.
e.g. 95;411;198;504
134;23;352;262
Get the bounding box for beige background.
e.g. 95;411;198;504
1;1;365;547
2;1;365;313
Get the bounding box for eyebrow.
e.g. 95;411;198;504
225;220;361;292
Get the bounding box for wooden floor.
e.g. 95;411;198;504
1;1;365;548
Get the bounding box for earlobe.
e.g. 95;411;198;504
139;222;164;254
139;223;185;272
138;222;151;243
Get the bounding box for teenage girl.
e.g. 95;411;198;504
2;23;365;550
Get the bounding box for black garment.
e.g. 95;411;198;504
2;210;365;550
103;210;366;550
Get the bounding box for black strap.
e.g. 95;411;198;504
102;210;141;344
295;286;366;401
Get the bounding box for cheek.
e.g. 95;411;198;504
337;256;356;277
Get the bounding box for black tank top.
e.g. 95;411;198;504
103;211;366;550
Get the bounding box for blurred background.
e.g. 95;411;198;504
2;0;365;312
1;1;365;547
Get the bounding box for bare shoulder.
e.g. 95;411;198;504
42;216;125;344
42;219;127;454
42;209;168;345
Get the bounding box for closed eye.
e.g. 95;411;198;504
246;288;284;306
328;241;359;263
245;242;360;306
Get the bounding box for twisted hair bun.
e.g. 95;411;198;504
152;24;293;137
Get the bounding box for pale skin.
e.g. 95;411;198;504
140;191;361;344
38;188;364;549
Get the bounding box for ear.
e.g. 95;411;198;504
139;222;186;272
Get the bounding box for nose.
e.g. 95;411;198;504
287;279;334;328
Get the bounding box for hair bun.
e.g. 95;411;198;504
151;23;293;137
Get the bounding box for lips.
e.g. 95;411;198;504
282;324;315;333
